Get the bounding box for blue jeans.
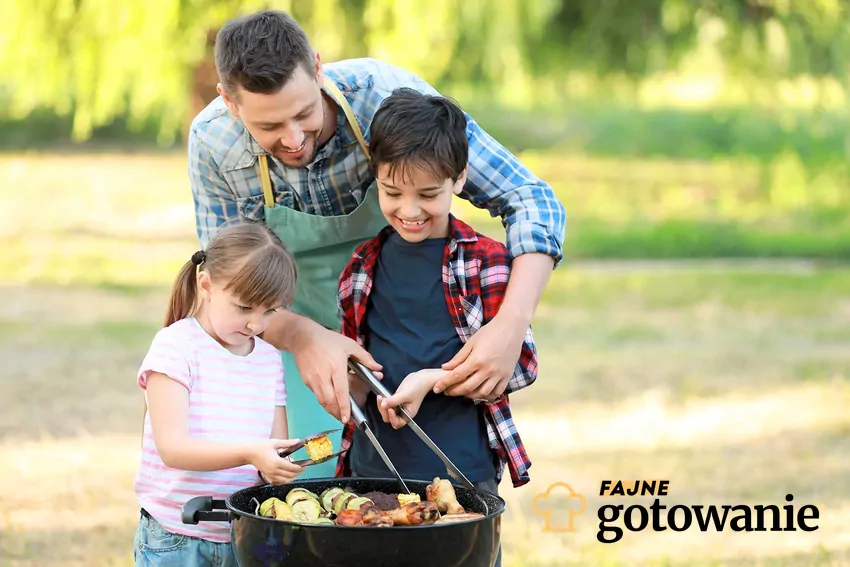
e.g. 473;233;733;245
134;510;237;567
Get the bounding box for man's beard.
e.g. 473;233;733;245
272;130;321;168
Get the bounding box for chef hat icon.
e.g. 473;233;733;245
532;482;586;533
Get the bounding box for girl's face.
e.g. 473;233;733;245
196;272;283;354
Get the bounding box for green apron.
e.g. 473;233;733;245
258;82;387;478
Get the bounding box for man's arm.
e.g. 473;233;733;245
368;60;566;262
434;241;540;399
461;113;566;265
459;104;565;327
258;253;382;426
493;252;554;331
432;114;563;394
188;127;240;248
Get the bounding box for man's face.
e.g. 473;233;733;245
221;59;326;168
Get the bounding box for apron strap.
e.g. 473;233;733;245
259;155;274;208
324;82;371;160
259;81;371;209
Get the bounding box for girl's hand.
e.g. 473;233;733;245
251;439;305;485
376;369;449;429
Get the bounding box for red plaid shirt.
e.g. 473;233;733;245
334;215;538;487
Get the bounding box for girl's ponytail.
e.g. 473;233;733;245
164;250;205;327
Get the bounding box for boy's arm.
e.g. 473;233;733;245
338;253;371;407
435;241;538;400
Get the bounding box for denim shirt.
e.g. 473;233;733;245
187;57;566;265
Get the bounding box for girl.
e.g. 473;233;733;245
133;222;304;567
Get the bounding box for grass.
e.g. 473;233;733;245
5;100;850;262
1;154;849;566
3;151;850;274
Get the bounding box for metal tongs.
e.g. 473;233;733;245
349;394;412;495
277;428;347;467
348;358;476;490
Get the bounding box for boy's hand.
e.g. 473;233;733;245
251;439;305;485
376;369;447;429
435;313;524;400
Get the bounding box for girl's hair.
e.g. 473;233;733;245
164;222;297;327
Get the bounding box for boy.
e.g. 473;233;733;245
334;88;538;520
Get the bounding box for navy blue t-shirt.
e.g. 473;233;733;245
349;233;496;483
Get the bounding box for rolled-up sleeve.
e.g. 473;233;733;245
188;129;238;248
462;115;567;267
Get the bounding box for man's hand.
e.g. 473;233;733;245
289;320;382;424
434;312;525;400
348;371;371;408
434;253;552;400
376;369;448;429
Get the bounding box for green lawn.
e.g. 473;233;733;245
0;153;848;566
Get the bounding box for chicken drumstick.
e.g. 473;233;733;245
426;478;465;515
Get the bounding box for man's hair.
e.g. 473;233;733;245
369;88;468;183
215;10;315;96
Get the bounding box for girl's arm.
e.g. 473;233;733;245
271;406;288;439
147;372;255;469
258;406;291;485
146;373;300;477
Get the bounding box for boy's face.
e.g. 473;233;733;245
375;163;467;242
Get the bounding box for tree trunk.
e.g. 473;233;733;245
184;28;220;141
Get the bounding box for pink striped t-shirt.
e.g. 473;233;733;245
133;317;286;542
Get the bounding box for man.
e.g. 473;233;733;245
188;9;566;479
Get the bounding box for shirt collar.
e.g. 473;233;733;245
449;214;479;244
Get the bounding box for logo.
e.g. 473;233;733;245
532;480;821;543
531;482;587;532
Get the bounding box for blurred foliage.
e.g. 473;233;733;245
2;0;850;143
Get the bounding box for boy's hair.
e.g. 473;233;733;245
214;10;314;98
165;222;298;327
369;87;468;184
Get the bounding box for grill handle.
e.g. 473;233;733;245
182;496;233;524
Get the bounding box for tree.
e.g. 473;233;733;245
1;0;847;144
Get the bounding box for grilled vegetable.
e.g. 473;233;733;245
332;491;357;515
345;496;374;511
398;493;421;506
320;487;345;512
285;488;318;507
273;500;296;521
258;497;296;521
305;435;334;461
259;497;281;518
292;498;322;523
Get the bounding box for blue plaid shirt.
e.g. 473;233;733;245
188;58;566;264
